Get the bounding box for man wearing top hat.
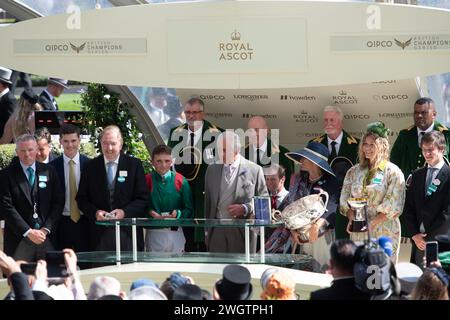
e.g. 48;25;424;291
0;66;18;138
404;131;450;267
0;133;64;261
38;78;68;111
213;265;253;300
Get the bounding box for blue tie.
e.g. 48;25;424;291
107;162;114;186
26;167;35;187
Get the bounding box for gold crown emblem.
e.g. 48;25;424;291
231;30;241;41
339;90;347;95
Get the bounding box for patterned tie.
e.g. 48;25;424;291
330;141;338;161
26;167;35;187
107;161;115;186
271;195;278;210
69;160;80;223
225;165;232;182
425;167;438;195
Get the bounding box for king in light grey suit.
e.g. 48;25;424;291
204;131;268;253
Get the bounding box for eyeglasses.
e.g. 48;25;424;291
184;111;203;116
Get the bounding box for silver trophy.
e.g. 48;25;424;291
347;197;368;232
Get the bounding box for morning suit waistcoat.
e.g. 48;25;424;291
216;168;238;219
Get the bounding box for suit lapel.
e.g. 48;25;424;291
416;167;427;200
16;162;33;206
113;154;126;203
431;165;450;196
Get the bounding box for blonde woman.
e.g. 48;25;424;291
0;89;43;144
340;122;405;261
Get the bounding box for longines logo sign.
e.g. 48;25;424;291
330;34;450;51
218;30;254;62
234;94;268;102
14;38;147;55
332;90;358;105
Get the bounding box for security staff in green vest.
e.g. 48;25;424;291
391;97;450;237
244;116;293;190
310;105;360;240
168;97;223;252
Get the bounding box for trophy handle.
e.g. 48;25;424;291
272;210;282;222
318;190;329;208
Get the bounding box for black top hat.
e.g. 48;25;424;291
215;265;253;300
172;284;203;300
0;66;12;85
21;88;39;104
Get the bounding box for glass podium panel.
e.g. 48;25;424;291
88;218;299;266
76;251;314;269
95;218;283;228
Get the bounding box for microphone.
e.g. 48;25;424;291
378;236;393;257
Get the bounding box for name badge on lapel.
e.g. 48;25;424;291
371;172;384;185
426;178;440;196
38;175;48;188
118;171;127;183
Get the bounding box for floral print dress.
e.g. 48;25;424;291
340;161;406;260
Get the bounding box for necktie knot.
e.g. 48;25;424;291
26;167;35;186
271;195;278;210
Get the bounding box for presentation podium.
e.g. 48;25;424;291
76;218;314;269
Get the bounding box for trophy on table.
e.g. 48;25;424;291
347;197;368;232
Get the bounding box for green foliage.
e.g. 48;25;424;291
79;141;98;159
79;83;152;172
0;144;16;170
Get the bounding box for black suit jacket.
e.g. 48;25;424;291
76;153;149;251
0;90;17;137
38;90;57;111
0;159;64;256
404;164;450;241
310;277;371;300
50;154;89;195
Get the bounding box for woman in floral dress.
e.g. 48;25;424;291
340;122;405;262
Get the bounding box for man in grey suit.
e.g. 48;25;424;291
204;131;268;253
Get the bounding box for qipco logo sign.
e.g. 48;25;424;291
366;40;393;48
199;95;226;101
45;44;69;52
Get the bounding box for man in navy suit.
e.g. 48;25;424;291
76;125;149;251
404;131;450;267
310;239;370;300
49;124;90;252
0;134;64;261
37;78;68;111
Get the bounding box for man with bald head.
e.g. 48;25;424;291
244;116;293;189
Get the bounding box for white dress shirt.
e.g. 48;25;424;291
274;187;289;207
0;87;9;99
417;123;435;146
187;122;204;147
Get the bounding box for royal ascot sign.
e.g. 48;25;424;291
1;1;450;88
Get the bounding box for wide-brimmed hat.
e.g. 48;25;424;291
48;77;68;89
215;265;253;300
0;66;12;85
21;88;38;104
285;141;335;176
